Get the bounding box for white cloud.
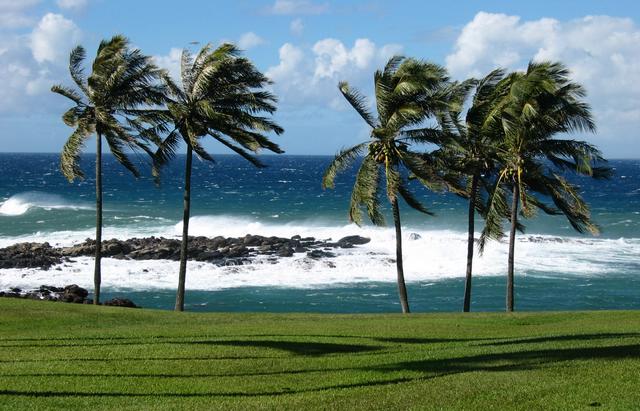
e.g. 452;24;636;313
269;0;328;15
266;43;307;94
0;11;83;114
313;38;376;79
56;0;88;11
0;0;40;10
0;12;33;29
0;0;40;29
290;18;304;35
30;13;82;64
238;32;265;49
446;12;640;156
0;34;51;112
26;69;54;95
153;47;182;82
267;38;403;107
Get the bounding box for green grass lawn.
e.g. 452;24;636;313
0;299;638;410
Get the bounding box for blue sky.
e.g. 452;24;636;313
1;0;639;157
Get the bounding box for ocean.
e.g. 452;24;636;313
0;153;638;312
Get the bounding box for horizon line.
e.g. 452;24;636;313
0;152;637;160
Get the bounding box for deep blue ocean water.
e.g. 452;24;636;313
0;153;638;312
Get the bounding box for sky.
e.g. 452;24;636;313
1;0;639;158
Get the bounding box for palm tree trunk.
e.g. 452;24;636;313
175;145;193;312
94;132;102;305
507;183;519;312
392;197;410;314
463;173;479;312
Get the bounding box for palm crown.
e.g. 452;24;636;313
322;56;453;225
480;61;610;249
153;43;284;168
52;35;166;180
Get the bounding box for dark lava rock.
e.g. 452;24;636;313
226;245;249;258
103;298;139;308
62;284;89;303
0;283;141;308
307;250;336;259
195;250;223;261
1;283;92;304
337;235;371;247
1;232;373;270
277;246;294;257
0;291;20;298
243;234;265;246
0;242;63;270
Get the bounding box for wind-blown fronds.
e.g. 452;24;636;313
338;82;377;128
151;43;284;312
52;35;167;306
325;55;452;314
52;35;167;180
322;143;368;190
349;154;384;226
483;60;609;237
324;55;451;224
154;43;284;172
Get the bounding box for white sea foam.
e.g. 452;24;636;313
0;192;92;216
1;214;639;291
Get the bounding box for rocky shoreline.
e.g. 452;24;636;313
0;233;371;270
0;284;138;307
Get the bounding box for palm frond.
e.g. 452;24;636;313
322;142;368;189
60;128;90;181
51;85;84;105
338;81;377;128
349;154;384;226
398;181;433;215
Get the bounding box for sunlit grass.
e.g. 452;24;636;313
0;299;638;410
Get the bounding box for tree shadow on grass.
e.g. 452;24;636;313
373;343;640;376
0;334;490;350
191;340;382;356
0;355;288;364
1;343;638;399
481;333;640;347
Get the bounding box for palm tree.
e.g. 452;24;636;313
152;43;284;312
437;69;509;312
51;35;166;304
480;61;611;312
322;56;453;314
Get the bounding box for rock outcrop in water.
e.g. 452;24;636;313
0;284;139;307
0;234;371;270
0;242;63;270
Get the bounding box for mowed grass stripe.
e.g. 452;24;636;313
0;299;638;410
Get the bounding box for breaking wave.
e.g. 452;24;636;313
0;192;92;216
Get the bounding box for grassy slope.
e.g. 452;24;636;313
0;299;638;410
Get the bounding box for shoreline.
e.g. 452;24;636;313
0;233;372;270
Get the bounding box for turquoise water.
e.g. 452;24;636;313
0;153;639;312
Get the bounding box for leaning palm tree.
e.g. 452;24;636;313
437;69;510;312
323;56;453;314
152;43;284;312
51;35;166;304
480;61;611;312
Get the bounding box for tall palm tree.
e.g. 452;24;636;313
152;43;284;312
323;56;453;314
480;61;611;312
437;69;509;312
51;35;166;304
